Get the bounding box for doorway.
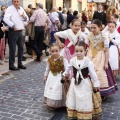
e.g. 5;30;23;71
46;0;52;13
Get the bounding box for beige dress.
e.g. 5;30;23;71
87;32;118;96
87;32;109;88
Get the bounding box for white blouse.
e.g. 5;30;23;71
63;57;100;87
106;30;120;48
55;29;87;43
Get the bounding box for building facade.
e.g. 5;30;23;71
22;0;88;12
0;0;119;13
0;0;88;12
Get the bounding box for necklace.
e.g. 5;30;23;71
93;33;102;41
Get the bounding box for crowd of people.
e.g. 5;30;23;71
0;0;120;120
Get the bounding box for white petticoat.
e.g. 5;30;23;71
66;77;93;111
44;71;62;100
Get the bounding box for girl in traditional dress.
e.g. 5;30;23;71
63;41;102;120
103;14;120;33
106;21;120;76
81;21;90;36
87;19;118;97
44;43;69;110
54;19;87;62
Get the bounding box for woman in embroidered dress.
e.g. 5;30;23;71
105;21;120;76
63;41;102;120
87;19;118;97
54;19;87;62
44;43;69;110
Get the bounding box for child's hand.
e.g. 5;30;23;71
104;63;108;70
59;42;64;48
62;74;69;81
93;87;100;93
44;76;47;81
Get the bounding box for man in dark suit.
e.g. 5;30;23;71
93;4;107;26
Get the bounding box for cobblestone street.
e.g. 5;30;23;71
0;61;120;120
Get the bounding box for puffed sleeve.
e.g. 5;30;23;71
44;61;50;77
103;35;109;48
55;30;68;39
88;61;100;87
111;32;120;47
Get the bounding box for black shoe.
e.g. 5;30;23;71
22;57;26;61
18;65;26;69
35;54;44;62
9;66;20;71
23;56;27;59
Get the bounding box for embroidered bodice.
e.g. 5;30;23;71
88;33;108;57
48;56;64;74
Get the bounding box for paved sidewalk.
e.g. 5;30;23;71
0;54;48;76
0;43;33;76
0;61;54;120
0;55;34;76
0;59;120;120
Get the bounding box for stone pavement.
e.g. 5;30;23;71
0;54;34;76
0;60;120;120
0;43;32;76
0;61;54;120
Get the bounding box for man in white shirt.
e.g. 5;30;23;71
4;0;29;70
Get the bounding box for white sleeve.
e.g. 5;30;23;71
63;59;72;76
4;7;14;28
55;30;68;39
88;61;100;87
63;58;69;70
104;36;109;48
111;35;120;46
44;61;50;77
